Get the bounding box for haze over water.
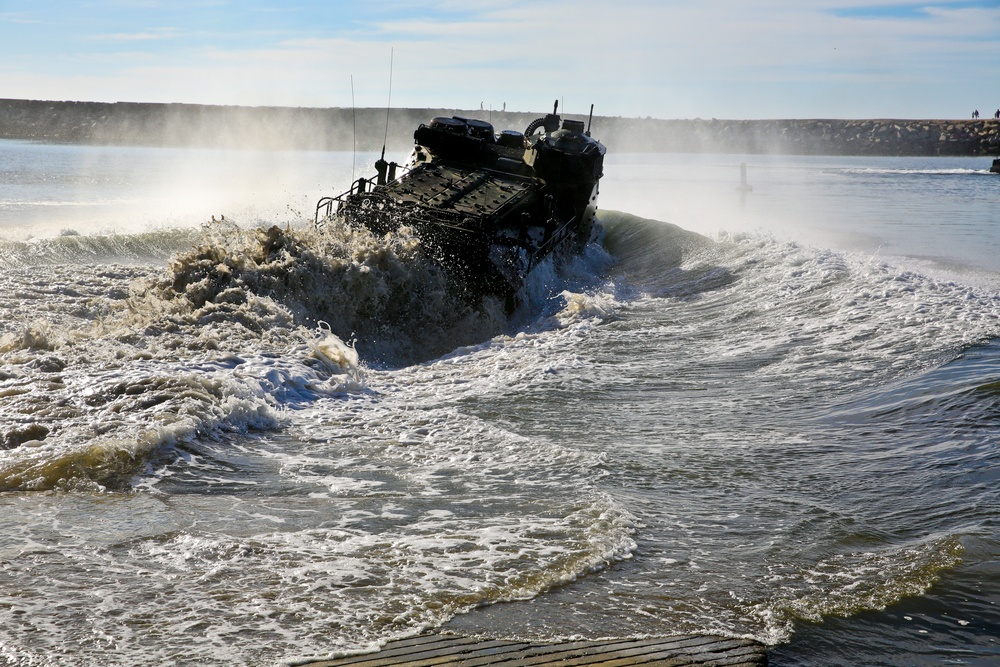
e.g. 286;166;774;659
1;137;1000;666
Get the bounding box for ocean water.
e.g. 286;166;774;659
1;137;1000;666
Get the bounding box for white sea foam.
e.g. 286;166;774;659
4;150;1000;665
839;167;989;176
0;217;641;665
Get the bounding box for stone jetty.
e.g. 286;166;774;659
600;117;1000;156
1;98;997;157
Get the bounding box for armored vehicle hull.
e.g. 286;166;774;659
316;101;606;304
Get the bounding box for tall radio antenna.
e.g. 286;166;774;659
351;74;356;184
381;48;393;161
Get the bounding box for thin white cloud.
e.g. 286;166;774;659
1;16;43;25
90;28;183;41
1;0;997;118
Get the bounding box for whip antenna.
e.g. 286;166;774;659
351;74;356;185
381;48;393;162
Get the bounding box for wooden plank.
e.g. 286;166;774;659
483;638;696;667
436;641;544;666
293;636;478;667
313;638;508;667
572;639;764;667
508;639;679;665
297;634;766;667
490;637;762;667
531;640;723;667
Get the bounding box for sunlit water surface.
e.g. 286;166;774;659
1;139;999;666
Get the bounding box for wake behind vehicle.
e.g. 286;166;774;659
315;101;606;306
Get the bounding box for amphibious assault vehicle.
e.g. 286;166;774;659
315;101;606;305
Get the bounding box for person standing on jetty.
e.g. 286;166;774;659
995;109;999;119
973;109;980;119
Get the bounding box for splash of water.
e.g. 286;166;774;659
140;221;508;366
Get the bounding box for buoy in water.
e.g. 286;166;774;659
736;162;753;192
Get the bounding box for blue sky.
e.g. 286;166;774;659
1;0;998;119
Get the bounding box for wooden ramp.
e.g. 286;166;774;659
296;633;767;667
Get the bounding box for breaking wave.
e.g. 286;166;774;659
138;221;509;366
0;216;611;493
8;206;996;662
0;213;638;666
0;228;199;269
839;167;992;176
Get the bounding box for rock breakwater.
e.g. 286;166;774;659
1;98;998;157
600;117;1000;156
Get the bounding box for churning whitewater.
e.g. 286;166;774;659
3;181;1000;666
0;217;636;665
